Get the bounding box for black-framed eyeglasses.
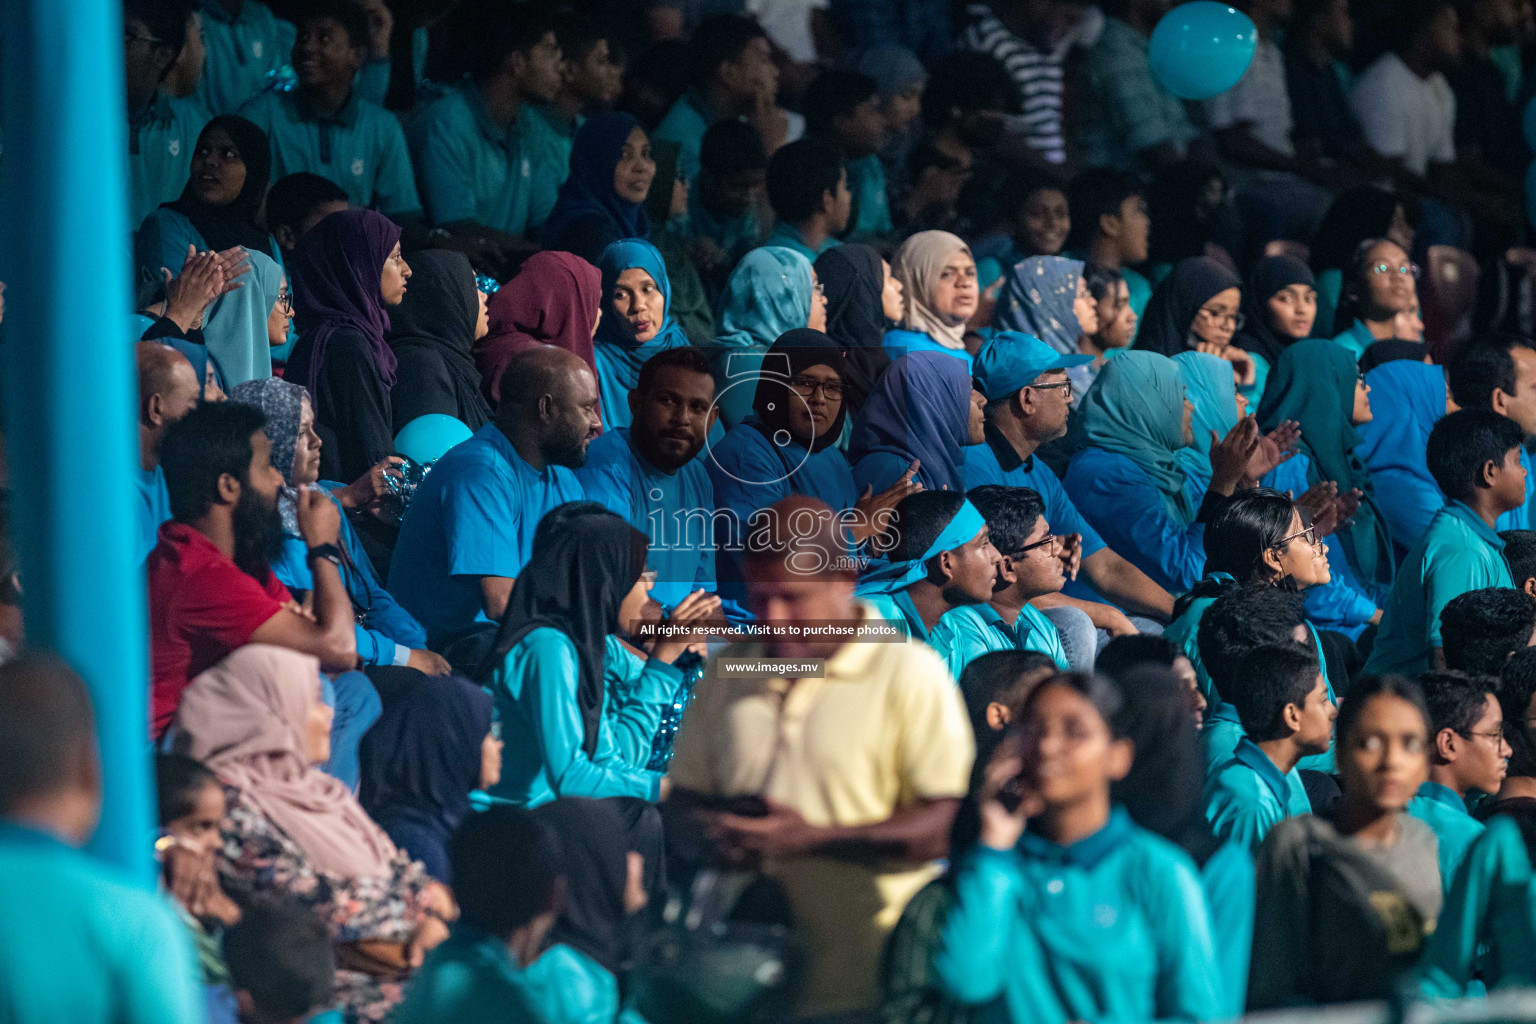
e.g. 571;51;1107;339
1197;307;1246;331
276;290;293;314
1027;380;1073;398
789;375;844;399
1273;525;1320;550
1009;535;1057;558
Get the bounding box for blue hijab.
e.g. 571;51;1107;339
716;246;815;352
201;247;281;388
1171;350;1239;491
849;350;974;493
1355;359;1448;551
996;256;1093;393
541;111;650;250
1076;350;1194;523
593;238;690;428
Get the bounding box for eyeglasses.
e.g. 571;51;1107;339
1197;307;1246;331
1009;535;1057;558
1464;729;1508;745
1369;261;1420;280
1273;525;1321;550
276;290;293;314
125;29;164;46
789;375;844;399
813;282;826;298
1027;380;1073;399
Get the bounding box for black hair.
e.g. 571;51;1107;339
1448;335;1536;410
688;14;767;88
265;173;348;236
124;0;192;58
1228;643;1322;741
0;493;16;606
998;168;1067;220
1500;647;1536;775
920;51;1019;130
766;139;846;224
1440;588;1536;674
1203;488;1301;583
803;69;879;136
1096;634;1182;682
296;0;371;49
451;805;562;938
1066;169;1144;252
1336;674;1432;753
451;1;558;84
552;11;621;67
1018;671;1130;737
1197;584;1310;700
1390;0;1457;53
700;118;768;177
1420;669;1499;748
965;486;1045;556
0;656;95;812
887;491;968;561
906;140;966;179
1084;261;1127;304
224;898;336;1020
1502;530;1536;587
1426;407;1526;504
635;345;713;396
1334;237;1402;333
958;650;1055;762
159;401;267;523
155;753;218;826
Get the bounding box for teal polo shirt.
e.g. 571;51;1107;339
128;93;209;229
197;0;293;116
1366;501;1515;676
928;601;1070;682
765;221;840;262
1408;781;1485;891
1204;738;1312;852
845;153;893;238
409;83;563;235
1331;319;1377;361
239;88;420;218
653;90;714;181
860;589;928;642
519;101;576;232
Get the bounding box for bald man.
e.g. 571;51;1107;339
667;495;975;1021
136;342;203;562
387;347;602;670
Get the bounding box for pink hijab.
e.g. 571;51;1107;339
176;645;398;878
474;251;603;406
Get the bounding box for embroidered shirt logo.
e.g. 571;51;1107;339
351;158;365;177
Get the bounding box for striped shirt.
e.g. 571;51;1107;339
961;3;1066;164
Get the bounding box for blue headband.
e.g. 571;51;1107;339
856;499;989;596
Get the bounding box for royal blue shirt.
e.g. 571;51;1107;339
882;328;975;370
1063;447;1206;593
386;423;585;648
136;465;173;564
961;424;1107;559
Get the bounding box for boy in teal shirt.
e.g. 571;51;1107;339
197;0;294;116
804;69;893;240
930;485;1071;678
1367;409;1528;676
239;0;420;219
1205;644;1334;851
1410;672;1507;889
764;139;849;262
654;15;778;181
125;2;209;228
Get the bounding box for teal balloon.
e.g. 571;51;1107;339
394;414;472;465
1149;2;1258;101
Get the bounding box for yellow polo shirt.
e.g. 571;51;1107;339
667;603;975;1017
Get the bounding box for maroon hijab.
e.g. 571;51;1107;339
475;250;603;406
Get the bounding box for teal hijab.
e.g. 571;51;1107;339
1257;338;1394;592
1076;350;1195;524
201;248;282;388
716;246;814;351
1171;350;1239;490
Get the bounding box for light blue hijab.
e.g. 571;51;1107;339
1076;351;1194;524
1171;350;1239;492
201;248;281;388
712;246;815;426
593;238;691;429
996;256;1093;400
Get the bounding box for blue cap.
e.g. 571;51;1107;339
973;331;1094;401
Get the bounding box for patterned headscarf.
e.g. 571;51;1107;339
230;377;308;535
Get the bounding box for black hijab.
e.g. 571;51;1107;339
1234;255;1317;366
357;675;493;881
815;244;891;413
1359;339;1429;373
534;798;632;975
477;503;649;757
164;116;273;256
1131;256;1241;357
386;249;492;432
1309;186;1403;273
753;329;849;454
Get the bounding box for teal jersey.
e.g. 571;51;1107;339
928;601;1070;682
128;93;209;229
1418;814;1536;997
1204;738;1313;852
197;0;294;115
1407;781;1485;893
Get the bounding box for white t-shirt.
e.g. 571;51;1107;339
1204;37;1295;157
745;0;828;64
1350;52;1456;176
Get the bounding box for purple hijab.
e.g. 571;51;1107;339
849;351;974;492
287;209;401;402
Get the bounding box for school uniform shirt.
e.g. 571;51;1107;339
961;424;1108;560
575;428;717;611
196;0;294;116
1063;446;1206;593
765;221;841;262
1365;501;1515;677
1408;781;1485;893
147;521;292;736
239;89;421;218
389;924;565;1024
408;83;555;236
386;423;585;649
1417;815;1535;997
1496;447;1536;535
1204;739;1313;852
0;823;204;1024
517;102;576;232
846;154;894;237
668;607;974;1017
859;588;926;641
485;629;674;807
1201;841;1256;1020
135;465;172;564
928;601;1071;680
271;484;427;668
1331;319;1378;360
128;93;210;229
933;808;1224;1024
1198;628;1337;778
652;90;714;182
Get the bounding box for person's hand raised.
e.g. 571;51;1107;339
296;485;342;548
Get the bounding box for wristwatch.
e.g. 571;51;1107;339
306;543;344;569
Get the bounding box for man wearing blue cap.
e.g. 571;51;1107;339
964;332;1174;659
857;491;1001;643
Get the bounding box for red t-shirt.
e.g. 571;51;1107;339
147;521;292;736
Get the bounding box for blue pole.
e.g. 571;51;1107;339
0;0;155;883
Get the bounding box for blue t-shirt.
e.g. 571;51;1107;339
882;328;975;370
576;428;717;610
386;423;585;647
136;465;173;563
961;426;1107;559
1063;446;1206;593
196;0;294;116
